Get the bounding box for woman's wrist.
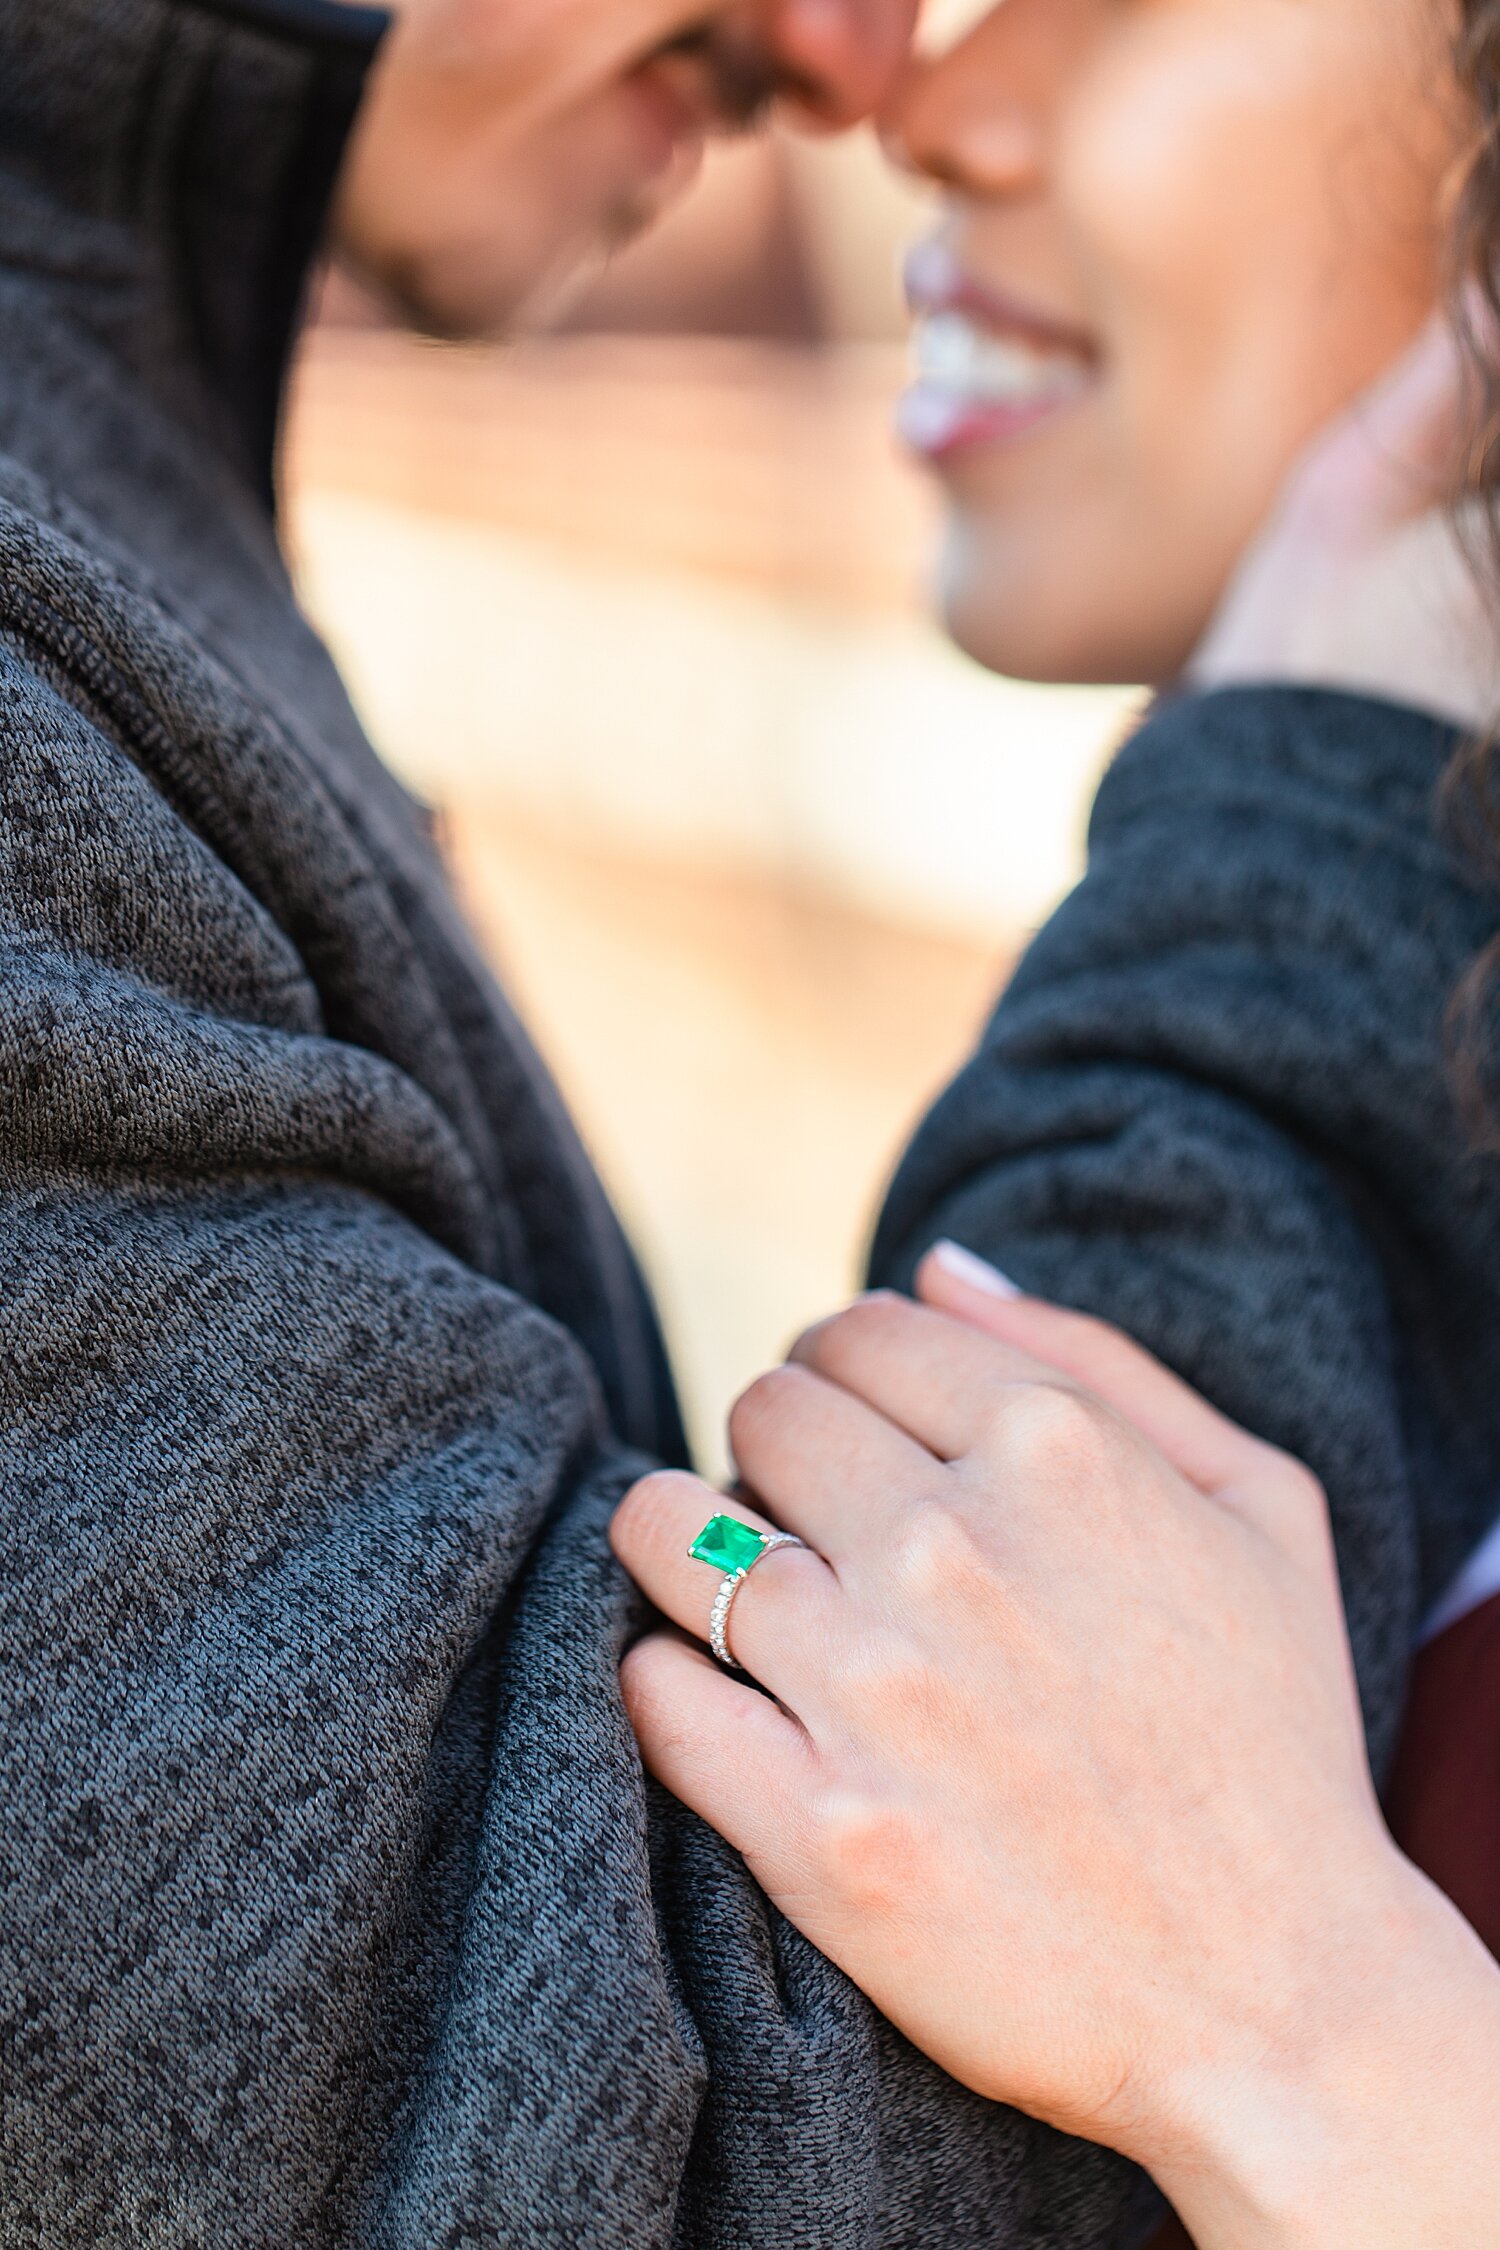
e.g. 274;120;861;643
1142;1841;1500;2248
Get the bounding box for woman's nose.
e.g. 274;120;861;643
882;5;1048;194
766;0;921;127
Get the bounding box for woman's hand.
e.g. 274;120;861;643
610;1254;1500;2249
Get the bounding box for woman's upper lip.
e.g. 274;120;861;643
904;237;1099;363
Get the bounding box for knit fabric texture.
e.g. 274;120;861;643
874;682;1500;1780
0;1;1161;2242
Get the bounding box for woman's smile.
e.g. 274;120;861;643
899;237;1098;460
884;0;1456;685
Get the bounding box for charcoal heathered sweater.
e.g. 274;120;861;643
2;3;1495;2246
0;1;1158;2243
874;682;1500;1766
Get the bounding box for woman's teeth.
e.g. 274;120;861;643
900;309;1090;454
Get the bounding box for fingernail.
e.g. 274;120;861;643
930;1240;1023;1299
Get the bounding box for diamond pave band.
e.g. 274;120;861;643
688;1513;808;1674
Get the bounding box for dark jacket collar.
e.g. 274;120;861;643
0;0;388;508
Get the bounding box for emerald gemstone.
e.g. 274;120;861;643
689;1513;768;1576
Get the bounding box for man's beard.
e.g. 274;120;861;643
586;12;814;281
651;17;799;132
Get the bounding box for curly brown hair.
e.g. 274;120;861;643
1441;0;1500;1129
1458;1;1500;379
1453;0;1500;555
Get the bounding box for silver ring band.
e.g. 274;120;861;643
708;1532;806;1672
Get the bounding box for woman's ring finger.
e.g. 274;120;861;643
691;1516;809;1671
610;1470;836;1694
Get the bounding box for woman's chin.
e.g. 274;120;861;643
936;518;1202;689
937;534;1109;686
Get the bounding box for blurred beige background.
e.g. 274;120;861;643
284;128;1139;1472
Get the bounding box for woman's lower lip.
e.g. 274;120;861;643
896;378;1085;461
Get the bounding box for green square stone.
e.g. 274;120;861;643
689;1513;768;1576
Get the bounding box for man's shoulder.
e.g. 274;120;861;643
0;455;228;767
0;456;365;905
0;460;367;1034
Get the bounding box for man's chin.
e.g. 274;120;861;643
347;89;711;348
505;162;707;335
363;172;694;343
610;128;709;248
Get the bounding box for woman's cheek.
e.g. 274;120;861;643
1059;41;1279;308
1054;1;1360;348
1056;29;1399;524
1062;2;1447;355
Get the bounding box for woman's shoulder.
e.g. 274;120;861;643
1096;682;1468;862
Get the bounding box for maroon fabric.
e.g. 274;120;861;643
1386;1589;1500;1959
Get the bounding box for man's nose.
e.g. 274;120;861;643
766;0;919;127
879;0;1049;196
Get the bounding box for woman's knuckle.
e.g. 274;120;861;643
618;1468;696;1540
1253;1448;1334;1554
802;1290;905;1373
891;1497;984;1598
1273;1452;1329;1520
813;1788;923;1914
618;1637;673;1731
729;1363;806;1447
989;1380;1113;1484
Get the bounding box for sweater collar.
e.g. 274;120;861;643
0;0;388;508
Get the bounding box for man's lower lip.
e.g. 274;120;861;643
627;67;704;172
896;381;1084;461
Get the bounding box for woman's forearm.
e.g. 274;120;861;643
1152;1851;1500;2250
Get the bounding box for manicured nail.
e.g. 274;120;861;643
930;1240;1023;1299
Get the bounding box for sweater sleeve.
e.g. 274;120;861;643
0;641;1153;2249
873;687;1499;1780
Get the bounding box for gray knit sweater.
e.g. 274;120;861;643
1;3;1492;2245
875;682;1500;1771
0;1;1152;2242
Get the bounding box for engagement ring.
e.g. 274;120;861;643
688;1512;807;1673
